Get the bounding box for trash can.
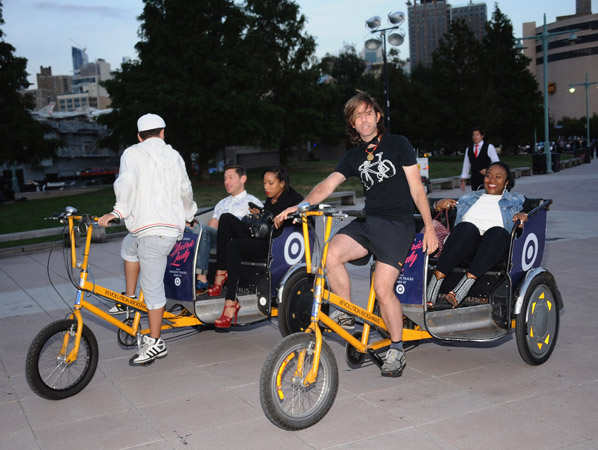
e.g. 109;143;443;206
532;153;546;174
551;152;560;172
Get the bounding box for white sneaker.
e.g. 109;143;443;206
329;309;355;329
131;336;168;365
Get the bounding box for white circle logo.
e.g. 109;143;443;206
521;233;539;271
284;232;305;265
395;284;405;295
174;277;181;286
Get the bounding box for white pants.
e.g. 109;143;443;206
121;234;178;310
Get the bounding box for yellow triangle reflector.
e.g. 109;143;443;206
539;292;545;299
532;302;536;314
544;335;550;344
547;300;552;311
537;342;543;349
530;326;534;338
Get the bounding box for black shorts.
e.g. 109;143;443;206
337;215;415;270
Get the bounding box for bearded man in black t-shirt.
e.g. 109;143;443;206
275;92;437;377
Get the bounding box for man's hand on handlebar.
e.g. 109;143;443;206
98;213;118;227
274;206;299;229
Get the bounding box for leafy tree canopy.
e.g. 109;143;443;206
0;1;57;165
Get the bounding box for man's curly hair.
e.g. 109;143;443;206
343;91;386;145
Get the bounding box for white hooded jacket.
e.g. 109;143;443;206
111;137;197;238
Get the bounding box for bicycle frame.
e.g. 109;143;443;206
294;209;431;385
63;214;202;360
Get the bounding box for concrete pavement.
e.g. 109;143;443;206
1;160;598;449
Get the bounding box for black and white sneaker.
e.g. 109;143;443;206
130;336;168;365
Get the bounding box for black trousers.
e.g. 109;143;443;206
436;222;510;278
216;213;269;301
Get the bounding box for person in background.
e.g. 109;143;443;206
459;127;499;191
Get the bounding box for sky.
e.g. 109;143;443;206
3;0;598;88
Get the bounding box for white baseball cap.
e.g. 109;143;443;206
137;113;166;132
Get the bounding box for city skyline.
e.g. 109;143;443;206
3;0;598;89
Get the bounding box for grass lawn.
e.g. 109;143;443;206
0;154;548;243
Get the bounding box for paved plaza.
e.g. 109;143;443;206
1;159;597;449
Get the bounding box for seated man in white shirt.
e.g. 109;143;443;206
192;164;263;293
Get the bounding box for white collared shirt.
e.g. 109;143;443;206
212;190;263;220
460;140;500;179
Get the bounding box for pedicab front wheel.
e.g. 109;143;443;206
259;332;339;430
26;319;99;400
515;273;560;365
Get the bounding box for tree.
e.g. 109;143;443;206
430;19;484;152
0;1;56;165
242;0;322;165
100;0;324;175
100;0;251;177
481;5;542;153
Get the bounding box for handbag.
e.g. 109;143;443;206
242;211;273;240
420;209;450;256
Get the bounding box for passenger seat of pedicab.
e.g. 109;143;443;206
417;197;544;273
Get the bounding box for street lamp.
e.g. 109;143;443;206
568;72;598;149
515;13;580;173
364;11;406;132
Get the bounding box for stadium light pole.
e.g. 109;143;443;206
364;11;406;132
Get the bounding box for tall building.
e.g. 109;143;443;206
57;59;113;111
450;2;487;41
522;0;598;122
408;0;449;66
407;1;488;66
71;46;89;73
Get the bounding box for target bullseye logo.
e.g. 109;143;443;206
521;233;539;271
284;232;305;265
395;284;405;295
174;277;181;286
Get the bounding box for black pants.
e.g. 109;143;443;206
216;213;269;301
436;222;510;278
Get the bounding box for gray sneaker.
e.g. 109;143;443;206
329;309;355;329
130;336;168;365
380;348;406;377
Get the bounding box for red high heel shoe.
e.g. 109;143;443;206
214;301;241;328
207;272;228;297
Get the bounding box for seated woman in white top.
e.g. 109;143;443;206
427;162;530;309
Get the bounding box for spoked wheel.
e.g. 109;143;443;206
515;273;560;365
278;272;315;337
260;333;339;430
26;319;99;399
117;318;138;348
345;331;366;369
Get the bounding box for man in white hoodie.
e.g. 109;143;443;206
98;113;197;365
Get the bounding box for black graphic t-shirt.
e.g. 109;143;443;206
335;134;417;219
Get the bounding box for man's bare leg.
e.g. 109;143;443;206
373;261;402;341
124;260;139;296
326;234;369;303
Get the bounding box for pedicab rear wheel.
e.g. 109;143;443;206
26;319;99;399
260;332;339;430
515;273;559;365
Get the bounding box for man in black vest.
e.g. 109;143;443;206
459;127;499;191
